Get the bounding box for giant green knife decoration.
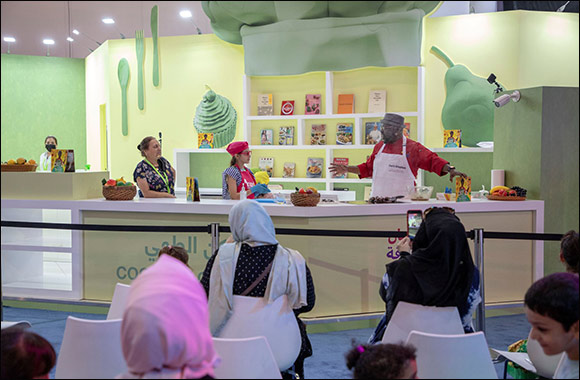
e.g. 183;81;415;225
151;5;159;87
117;58;130;136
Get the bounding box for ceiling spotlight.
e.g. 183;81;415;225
180;10;192;18
493;90;521;108
67;37;74;42
102;18;115;24
4;36;16;43
72;29;80;35
43;39;55;45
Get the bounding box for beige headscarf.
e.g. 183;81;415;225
118;254;219;379
208;200;308;336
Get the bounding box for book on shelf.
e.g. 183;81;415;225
443;129;462;148
455;176;471;202
368;90;386;113
305;94;321;115
259;157;274;177
186;177;200;202
283;162;296;178
279;126;294;145
65;149;75;172
332;157;349;178
336;123;353;145
306;157;323;178
51;149;68;172
403;122;411;138
281;100;295;115
337;94;354;114
257;93;274;116
260;129;274;145
198;133;214;149
365;122;382;145
310;124;326;145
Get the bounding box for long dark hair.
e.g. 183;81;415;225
230;155;238;167
1;329;56;379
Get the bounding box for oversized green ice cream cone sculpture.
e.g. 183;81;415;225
194;85;237;148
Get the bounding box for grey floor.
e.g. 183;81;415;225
2;306;529;379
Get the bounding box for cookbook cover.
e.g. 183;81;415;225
281;100;295;115
337;94;354;114
306;157;323;178
260;129;273;145
50;149;67;172
336;123;353;145
305;94;321;115
368;90;386;113
257;93;274;116
365;122;381;145
283;162;295;178
198;133;214;149
444;129;462;148
279;126;294;145
259;157;274;177
455;176;471;202
310;124;326;145
332;157;349;178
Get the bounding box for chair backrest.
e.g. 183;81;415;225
381;301;464;344
106;283;131;320
1;320;31;330
526;330;565;378
406;330;497;379
55;316;127;379
212;337;282;379
218;295;301;371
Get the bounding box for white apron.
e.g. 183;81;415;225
370;136;416;198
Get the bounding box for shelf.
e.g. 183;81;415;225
431;148;493;153
268;177;327;183
246;112;418;121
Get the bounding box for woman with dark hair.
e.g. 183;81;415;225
1;329;56;379
39;135;58;172
133;136;176;198
369;207;480;343
221;141;256;200
560;230;579;274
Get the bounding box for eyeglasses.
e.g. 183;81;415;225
240;150;252;156
424;206;455;217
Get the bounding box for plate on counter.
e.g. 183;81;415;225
486;195;526;201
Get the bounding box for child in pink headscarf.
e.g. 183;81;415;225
117;254;219;379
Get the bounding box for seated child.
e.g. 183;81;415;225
1;329;56;379
524;272;579;379
345;341;417;379
560;230;579;274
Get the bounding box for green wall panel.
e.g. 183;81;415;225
189;152;231;189
1;54;86;167
423;152;494;195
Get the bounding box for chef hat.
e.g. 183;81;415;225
380;113;405;127
226;141;249;156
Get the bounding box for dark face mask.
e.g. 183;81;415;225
46;144;56;152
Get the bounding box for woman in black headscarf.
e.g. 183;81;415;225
369;207;480;343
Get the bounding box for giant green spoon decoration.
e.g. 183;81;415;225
430;46;498;146
118;58;130;136
151;5;159;87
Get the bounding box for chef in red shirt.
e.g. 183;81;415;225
329;113;467;198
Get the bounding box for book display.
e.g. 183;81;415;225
456;176;471;202
305;94;321;115
336;123;353;145
260;129;273;145
365;122;382;145
332;157;348;178
51;149;68;172
306;157;323;178
310;124;326;145
259;157;274;177
444;129;462;147
257;94;274;116
403;122;411;138
337;94;354;114
198;133;214;149
283;162;296;178
368;90;386;113
279;126;294;145
281;100;295;115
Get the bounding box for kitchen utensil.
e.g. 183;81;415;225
407;186;434;201
151;5;159;87
117;58;130;136
135;30;144;110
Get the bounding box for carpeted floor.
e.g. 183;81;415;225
2;306;529;379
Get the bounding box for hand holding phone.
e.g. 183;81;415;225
407;210;423;240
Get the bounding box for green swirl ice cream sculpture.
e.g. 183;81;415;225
193;86;237;148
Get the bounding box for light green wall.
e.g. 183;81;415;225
0;54;86;167
423;152;493;194
422;10;579;148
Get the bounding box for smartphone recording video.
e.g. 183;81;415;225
407;210;423;240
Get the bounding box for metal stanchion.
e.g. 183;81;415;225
210;223;220;256
474;228;485;333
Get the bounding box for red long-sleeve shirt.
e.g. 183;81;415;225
357;139;449;179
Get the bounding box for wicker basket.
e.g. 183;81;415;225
290;192;320;207
1;164;38;172
102;185;137;200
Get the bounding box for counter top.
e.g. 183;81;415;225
2;197;544;218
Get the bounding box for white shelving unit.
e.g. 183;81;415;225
175;67;426;193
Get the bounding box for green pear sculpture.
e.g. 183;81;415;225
430;46;498;147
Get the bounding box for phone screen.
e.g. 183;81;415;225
407;210;423;240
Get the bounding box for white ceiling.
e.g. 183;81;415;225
1;1;214;59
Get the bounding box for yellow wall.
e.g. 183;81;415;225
422;10;579;148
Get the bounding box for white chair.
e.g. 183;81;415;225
1;320;31;330
55;316;127;379
218;295;301;371
381;301;464;344
106;283;131;320
212;337;282;379
406;330;497;379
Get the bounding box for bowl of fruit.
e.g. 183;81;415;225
102;177;137;200
1;158;38;172
486;186;527;201
290;187;320;207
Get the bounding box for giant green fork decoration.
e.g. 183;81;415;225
430;46;499;147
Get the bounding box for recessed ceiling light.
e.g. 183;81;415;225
102;18;115;24
72;29;80;35
4;37;16;43
67;37;74;42
180;10;192;18
43;39;55;45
